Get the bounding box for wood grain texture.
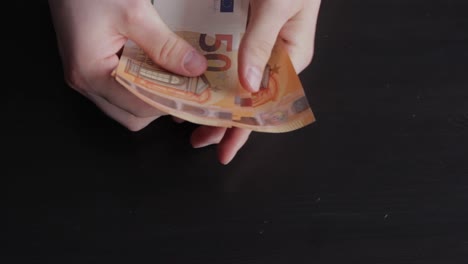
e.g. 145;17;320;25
4;1;468;263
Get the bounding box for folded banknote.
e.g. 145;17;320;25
113;0;315;133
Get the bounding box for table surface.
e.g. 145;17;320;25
5;1;468;263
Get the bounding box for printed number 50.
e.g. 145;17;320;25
199;34;233;72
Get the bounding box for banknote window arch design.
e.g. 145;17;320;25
125;60;211;100
126;60;186;86
140;68;185;86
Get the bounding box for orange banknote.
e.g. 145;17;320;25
113;0;315;133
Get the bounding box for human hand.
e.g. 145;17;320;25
47;0;248;164
48;0;207;131
48;0;320;165
192;0;322;163
240;0;322;92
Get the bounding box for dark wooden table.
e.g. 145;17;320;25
4;1;468;263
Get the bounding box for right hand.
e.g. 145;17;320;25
48;0;208;131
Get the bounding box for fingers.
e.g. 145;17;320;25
83;54;165;131
238;1;290;92
279;0;322;73
217;128;252;165
95;77;166;119
89;54;167;118
190;126;251;165
123;2;207;77
191;126;227;149
172;116;186;124
87;92;161;132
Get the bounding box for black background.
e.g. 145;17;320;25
4;1;468;263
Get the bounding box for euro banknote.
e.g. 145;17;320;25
113;0;315;133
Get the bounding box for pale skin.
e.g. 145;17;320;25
48;0;321;165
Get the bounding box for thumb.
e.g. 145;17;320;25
238;3;288;93
124;6;207;77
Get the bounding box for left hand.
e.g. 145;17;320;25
191;0;322;165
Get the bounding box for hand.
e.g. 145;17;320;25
48;0;207;131
240;0;321;92
47;0;247;164
192;0;322;163
48;0;321;165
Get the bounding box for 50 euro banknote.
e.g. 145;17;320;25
113;0;315;133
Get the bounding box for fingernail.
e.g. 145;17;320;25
192;142;206;149
191;137;218;149
220;155;235;165
246;66;262;92
192;141;215;149
183;50;206;75
172;116;185;124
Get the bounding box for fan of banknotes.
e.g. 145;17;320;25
113;0;315;133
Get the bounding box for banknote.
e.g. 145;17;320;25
114;0;315;133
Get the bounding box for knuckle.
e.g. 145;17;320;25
305;51;315;67
132;105;163;119
122;1;147;26
248;39;274;64
64;66;85;92
119;106;163;131
291;53;313;73
123;116;152;132
152;36;178;65
149;35;179;66
126;122;147;132
297;51;314;73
